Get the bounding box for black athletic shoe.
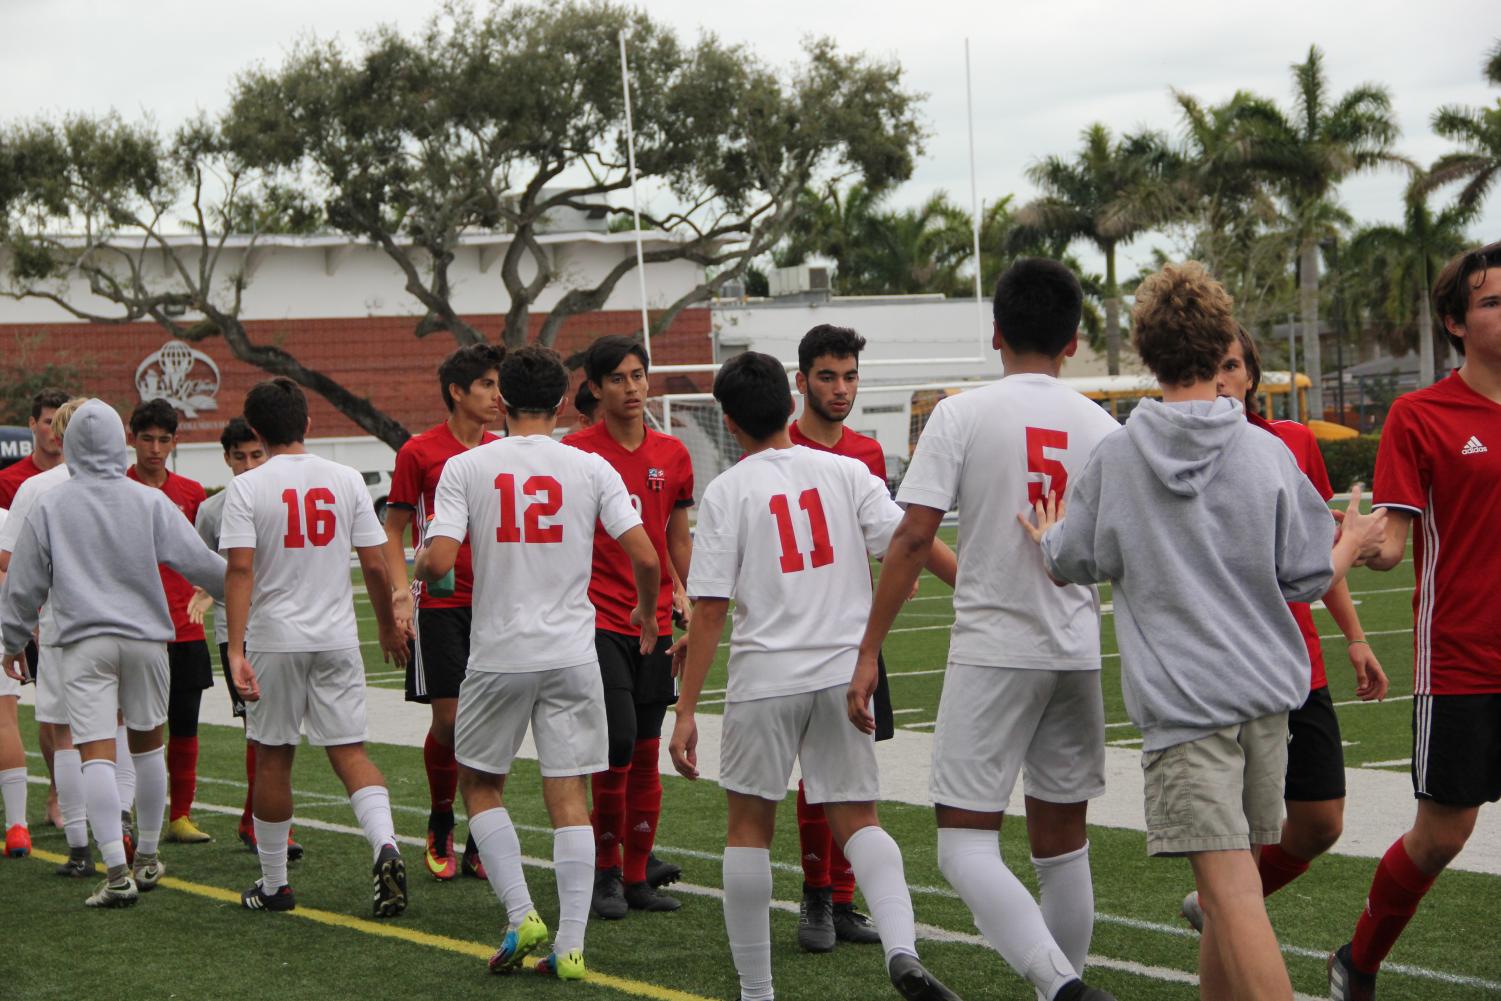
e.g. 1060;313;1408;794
287;836;305;863
592;865;628;920
372;843;408;918
624;880;681;912
1053;979;1118;1001
645;852;681;888
55;845;94;878
1328;943;1377;1001
798;883;836;953
241;879;296;912
887;954;963;1001
833;901;882;944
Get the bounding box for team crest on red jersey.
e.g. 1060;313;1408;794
646;467;666;492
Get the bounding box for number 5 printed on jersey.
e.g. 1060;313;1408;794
769;488;834;574
495;473;564;543
1026;427;1069;505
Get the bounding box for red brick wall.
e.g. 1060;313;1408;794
0;308;714;443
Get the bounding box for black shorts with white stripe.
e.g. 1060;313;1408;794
1411;692;1501;807
404;605;472;704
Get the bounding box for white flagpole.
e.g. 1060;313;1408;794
965;38;984;343
619;30;652;364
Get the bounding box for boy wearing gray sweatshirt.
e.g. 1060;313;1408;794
1;399;226;908
1022;263;1386;1001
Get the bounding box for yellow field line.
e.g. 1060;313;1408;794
30;849;713;1001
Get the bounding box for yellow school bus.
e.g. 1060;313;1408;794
1062;371;1312;423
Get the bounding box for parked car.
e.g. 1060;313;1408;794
0;426;31;472
363;469;391;522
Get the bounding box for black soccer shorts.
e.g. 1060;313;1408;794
405;605;472;704
1284;685;1345;802
1412;693;1501;807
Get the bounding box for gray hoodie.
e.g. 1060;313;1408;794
0;400;227;654
1040;397;1334;751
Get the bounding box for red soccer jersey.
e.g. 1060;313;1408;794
562;422;694;635
1251;412;1335;690
0;455;44;509
788;422;888;482
389;422;500;609
1373;373;1501;695
127;467;207;643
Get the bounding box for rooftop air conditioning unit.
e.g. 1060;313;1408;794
768;264;831;298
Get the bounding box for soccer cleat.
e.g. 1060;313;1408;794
372;843;408;918
798;883;836;953
167;816;212;843
1180;890;1205;933
592;866;628;920
487;910;548;974
4;824;31;858
287;835;305;862
1053;980;1118;1001
462;839;488;880
645;852;681;888
624;880;681;912
84;873;139;909
238;823;305;862
1328;943;1377;1001
132;852;165;892
534;948;586;981
887;953;963;1001
426;828;458;881
833;902;882;944
55;845;94;877
241;879;297;912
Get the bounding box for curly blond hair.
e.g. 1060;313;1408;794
1131;262;1237;387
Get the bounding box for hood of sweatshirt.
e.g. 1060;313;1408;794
1125;396;1246;498
62;399;128;481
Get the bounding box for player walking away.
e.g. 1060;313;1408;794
188;419;297;858
672;352;962;1001
222;379;409;918
126;399;214;845
415;345;660;981
1;399;226;908
1328;242;1501;1001
785;323;890;952
1178;326;1389;932
383;344;504;883
1025;263;1386;1001
853;261;1120;1001
563;335;693;919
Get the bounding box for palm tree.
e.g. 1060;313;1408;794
1016;124;1176;373
1423;40;1501;217
1250;46;1403;418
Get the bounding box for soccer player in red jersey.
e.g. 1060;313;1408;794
785;324;888;951
125;399;214;845
1328;242;1501;1001
563;335;694;917
383;344;504;881
0;387;68;508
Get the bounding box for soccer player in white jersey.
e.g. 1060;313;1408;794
221;379;410;917
671;351;962;1001
415;345;659;982
853;260;1120;1001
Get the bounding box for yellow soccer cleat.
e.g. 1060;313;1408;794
534;948;586;981
488;910;548;974
167;816;213;844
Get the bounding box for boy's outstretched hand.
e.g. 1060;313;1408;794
1336;483;1387;565
1017;491;1065;545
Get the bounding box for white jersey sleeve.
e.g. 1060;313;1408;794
853;466;903;559
685;482;737;600
593;455;642;540
894;399;963;514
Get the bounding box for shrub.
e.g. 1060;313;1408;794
1318;435;1381;493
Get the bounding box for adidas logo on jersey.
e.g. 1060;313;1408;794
1462;435;1488;455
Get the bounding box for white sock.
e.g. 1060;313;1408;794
723;846;774;1001
114;727;136;809
552;825;594;955
131;747;167;856
82;759;126;869
937;827;1076;1000
254;816;292;891
842;825;919;966
1033;842;1093;976
349;784;396;861
469;807;534;925
54;750;88;849
0;766;27;830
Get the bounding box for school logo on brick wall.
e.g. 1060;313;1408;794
135;341;221;418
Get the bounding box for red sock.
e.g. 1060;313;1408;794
591;765;629;870
830;838;857;905
166;736;198;821
624;739;663;885
423;731;458;818
1258;842;1311;897
1350;837;1438;974
796;783;832;889
241;743;256;828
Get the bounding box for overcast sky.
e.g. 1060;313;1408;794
3;0;1497;282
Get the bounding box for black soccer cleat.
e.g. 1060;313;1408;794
1328;943;1377;1001
1053;979;1118;1001
887;953;963;1001
624;880;681;912
833;901;882;944
645;851;681;888
241;879;296;912
798;883;836;953
592;865;628;920
372;843;408;918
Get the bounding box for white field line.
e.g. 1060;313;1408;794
1360;758;1413;768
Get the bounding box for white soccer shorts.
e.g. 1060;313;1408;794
33;644;69;725
59;636;169;743
454;663;607;778
244;647;369;747
930;664;1107;812
720;683;880;804
0;666;18;699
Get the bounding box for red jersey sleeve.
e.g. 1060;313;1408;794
388;440;423;509
1373;400;1428;514
673;441;695;508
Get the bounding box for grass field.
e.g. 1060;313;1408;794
4;517;1499;1001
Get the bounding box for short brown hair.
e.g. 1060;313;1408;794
1131;262;1237;387
1432;241;1501;357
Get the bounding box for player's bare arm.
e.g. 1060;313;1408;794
1320;577;1389;701
669;596;728;781
667;505;693;631
414;535;460;585
1363;506;1412;573
357;544;409;668
382;505;416;638
615;524;661;655
1330;485;1387;581
1017;491;1070;586
225;546;258;701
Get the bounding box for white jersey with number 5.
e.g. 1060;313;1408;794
219;452;386;653
687;445;902;703
427;434;641;675
898;374;1121;671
